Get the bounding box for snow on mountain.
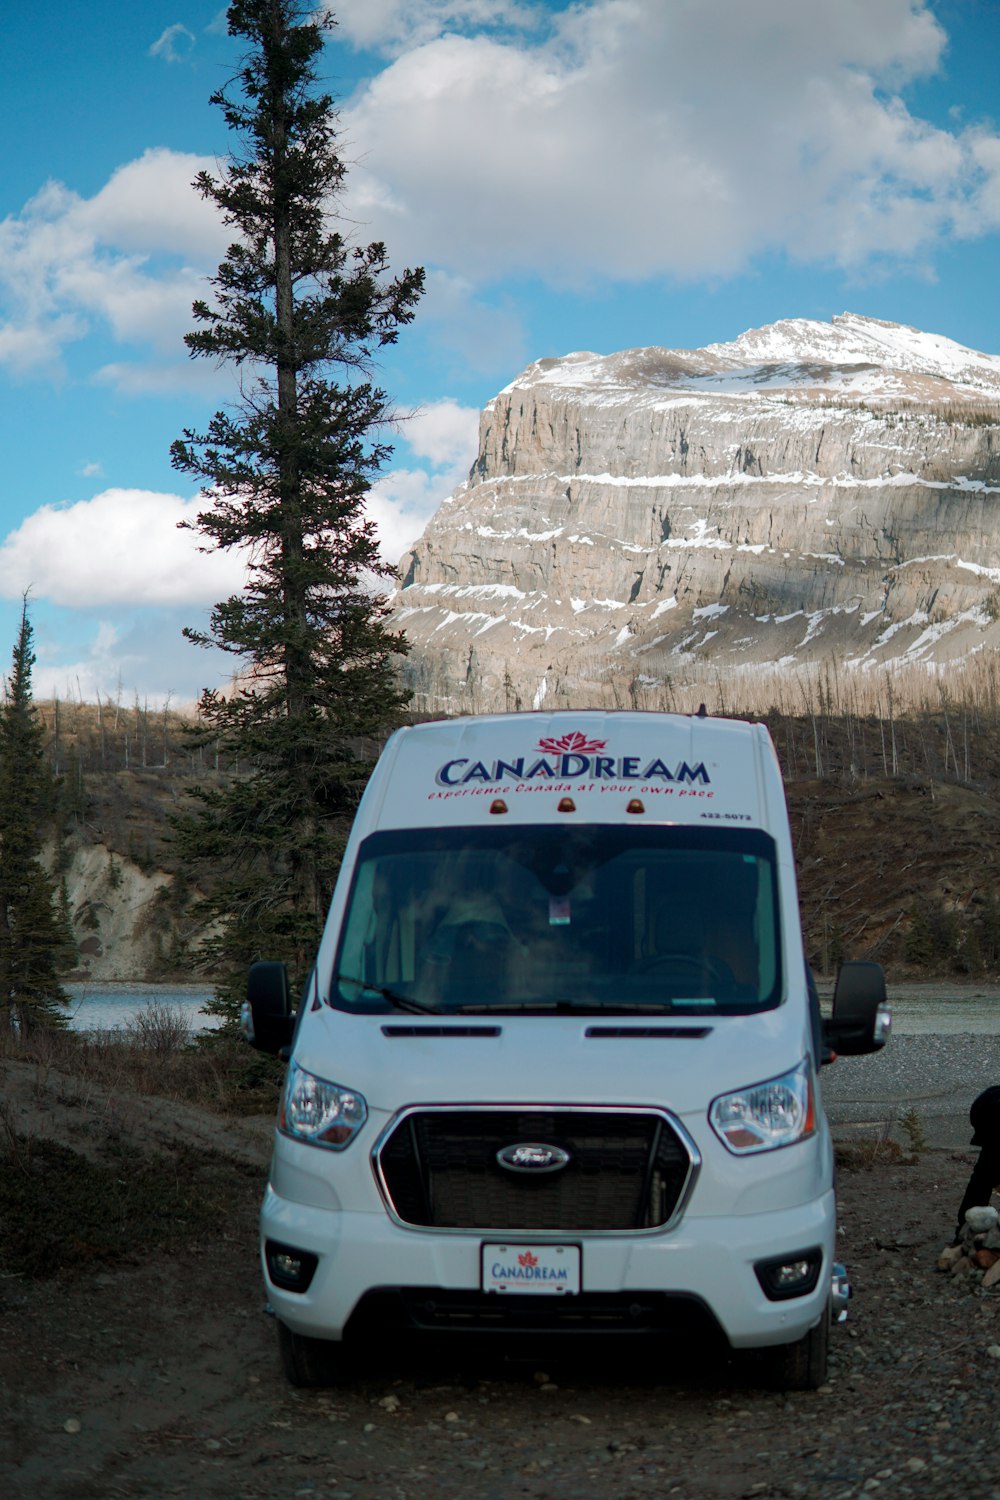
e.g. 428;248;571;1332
706;313;1000;388
510;313;1000;404
393;315;1000;714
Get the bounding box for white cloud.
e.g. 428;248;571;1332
30;606;235;709
413;269;528;375
402;398;480;468
80;149;228;259
341;0;1000;282
149;23;196;63
0;316;83;379
0;440;478;612
0;488;248;608
332;0;538;54
94;357;236;399
59;259;207;352
0;150;223;377
367;471;444;568
962;131;1000;232
371;398;479;564
32;621;129;704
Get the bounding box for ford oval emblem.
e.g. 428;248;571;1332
496;1142;571;1173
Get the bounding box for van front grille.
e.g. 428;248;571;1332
374;1108;694;1232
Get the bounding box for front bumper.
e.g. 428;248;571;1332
260;1184;836;1350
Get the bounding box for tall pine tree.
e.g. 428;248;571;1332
171;1;424;1013
0;601;74;1034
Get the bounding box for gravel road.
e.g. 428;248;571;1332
823;984;1000;1149
4;1148;998;1500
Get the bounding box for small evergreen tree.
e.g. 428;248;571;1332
0;601;75;1033
171;0;424;1015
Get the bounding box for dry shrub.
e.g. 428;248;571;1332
835;1121;905;1171
0;1019;281;1117
123;1000;192;1056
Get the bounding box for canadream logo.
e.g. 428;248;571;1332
490;1250;569;1284
435;730;710;789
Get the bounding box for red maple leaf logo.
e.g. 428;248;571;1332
537;731;607;755
518;1251;539;1268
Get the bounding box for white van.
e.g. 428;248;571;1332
244;711;889;1390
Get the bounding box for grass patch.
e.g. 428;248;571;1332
0;1133;261;1279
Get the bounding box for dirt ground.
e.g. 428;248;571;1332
3;1057;1000;1500
789;773;1000;977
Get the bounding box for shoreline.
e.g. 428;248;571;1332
65;981;213;996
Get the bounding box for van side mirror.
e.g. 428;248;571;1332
242;960;295;1055
822;960;891;1059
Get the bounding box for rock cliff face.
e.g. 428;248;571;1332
392;314;1000;713
60;842;176;984
42;836;189;985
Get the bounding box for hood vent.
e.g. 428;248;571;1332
381;1024;502;1038
585;1026;713;1039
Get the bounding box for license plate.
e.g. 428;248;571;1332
481;1242;581;1295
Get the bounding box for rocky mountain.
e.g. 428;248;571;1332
391;313;1000;713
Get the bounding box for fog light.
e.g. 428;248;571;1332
755;1248;822;1301
776;1259;811;1288
265;1240;318;1292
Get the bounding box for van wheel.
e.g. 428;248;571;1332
766;1305;830;1391
277;1320;345;1387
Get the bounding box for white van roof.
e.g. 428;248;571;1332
363;711;780;833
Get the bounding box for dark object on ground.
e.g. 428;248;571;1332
956;1084;1000;1237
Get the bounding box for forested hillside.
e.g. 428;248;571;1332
36;697;1000;985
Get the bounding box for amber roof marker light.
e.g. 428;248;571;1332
489;799;508;815
556;797;577;813
626;799;645;815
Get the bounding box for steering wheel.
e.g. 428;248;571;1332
631;952;733;987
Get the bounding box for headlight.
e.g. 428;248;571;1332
709;1059;815;1155
278;1061;368;1150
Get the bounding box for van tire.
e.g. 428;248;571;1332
767;1305;830;1391
277;1321;344;1387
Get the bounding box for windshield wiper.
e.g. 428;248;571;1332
453;1000;679;1015
334;974;440;1015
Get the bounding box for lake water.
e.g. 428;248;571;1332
66;984;221;1034
62;979;1000;1036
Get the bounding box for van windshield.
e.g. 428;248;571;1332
330;825;782;1016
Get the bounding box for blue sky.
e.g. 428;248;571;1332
1;0;999;704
